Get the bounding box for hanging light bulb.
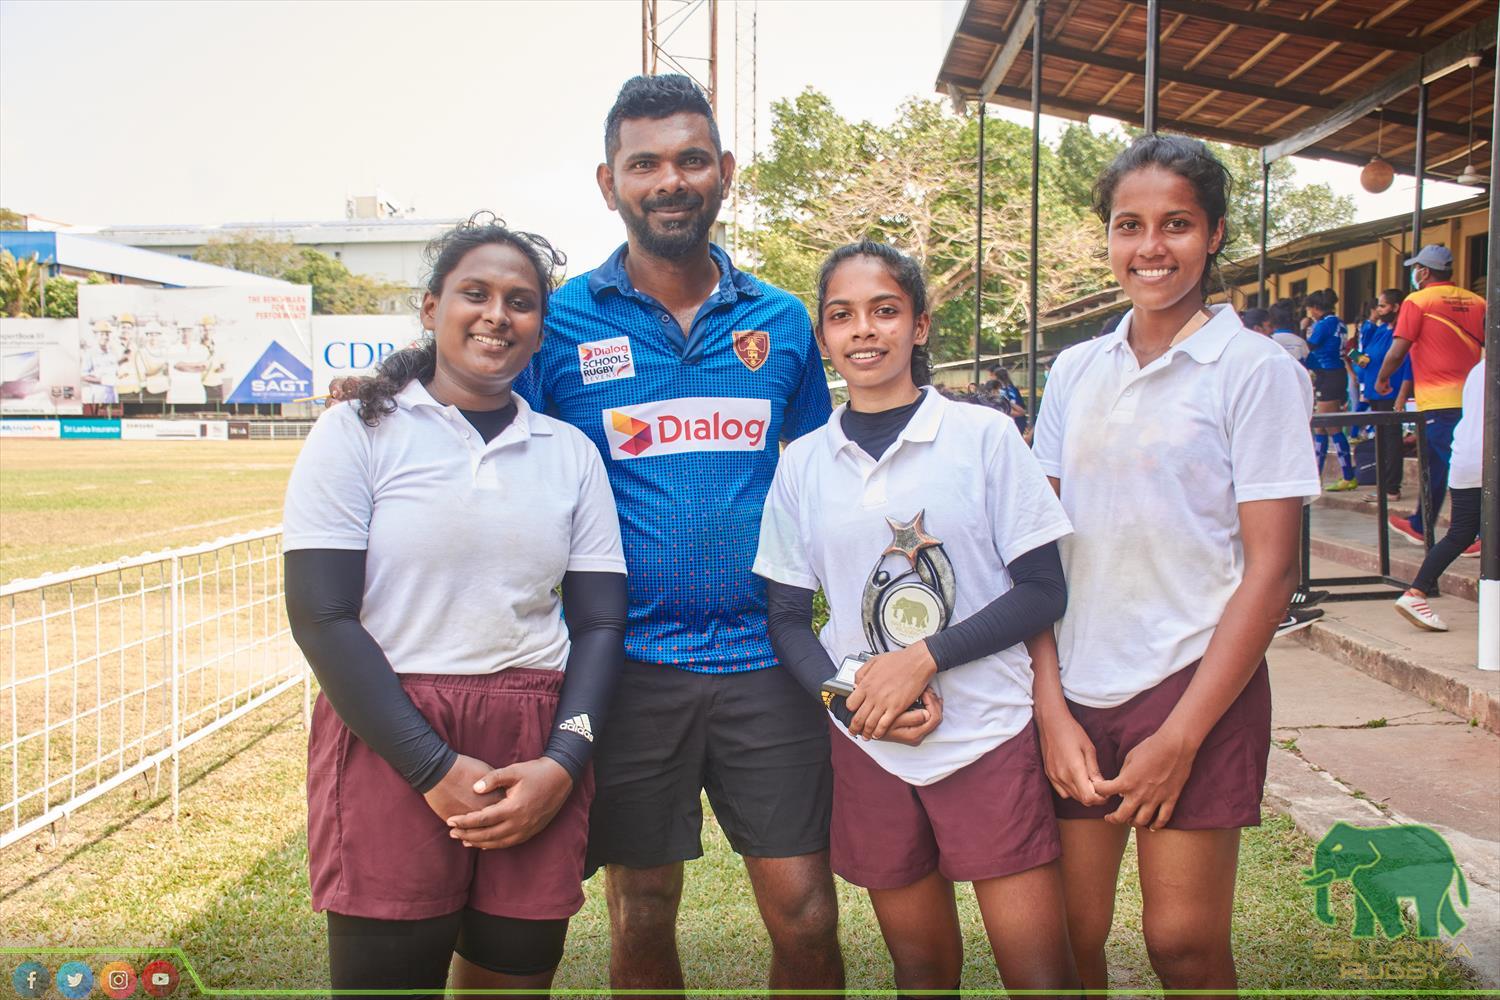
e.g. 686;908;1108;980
1362;107;1394;193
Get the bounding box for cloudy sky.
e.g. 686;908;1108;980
0;0;1474;269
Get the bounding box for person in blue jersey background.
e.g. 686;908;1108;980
344;74;841;993
1352;289;1412;499
1303;289;1357;491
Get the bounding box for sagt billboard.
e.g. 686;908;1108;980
0;319;83;415
310;315;425;396
77;285;314;405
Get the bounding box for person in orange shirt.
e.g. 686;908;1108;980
1375;244;1483;545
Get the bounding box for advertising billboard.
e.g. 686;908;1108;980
310;315;424;397
0;319;83;415
77;285;313;407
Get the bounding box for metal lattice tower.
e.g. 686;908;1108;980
641;0;719;113
732;0;758;254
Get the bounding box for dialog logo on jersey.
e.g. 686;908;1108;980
578;336;636;385
601;397;771;460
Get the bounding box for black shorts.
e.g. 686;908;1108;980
585;661;832;875
1312;368;1349;404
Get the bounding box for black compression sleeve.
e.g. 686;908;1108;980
765;581;854;727
284;549;457;793
923;542;1067;671
542;571;628;781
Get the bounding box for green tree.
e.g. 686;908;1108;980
742;90;1111;363
0;249;45;317
1215;143;1355;256
281;248;405;315
0;208;26;230
38;272;105;319
193;232;299;277
43;275;77;318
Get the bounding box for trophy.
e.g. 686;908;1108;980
822;510;957;703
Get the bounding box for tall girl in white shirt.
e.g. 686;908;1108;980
1032;135;1318;995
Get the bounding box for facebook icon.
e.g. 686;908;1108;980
12;961;48;998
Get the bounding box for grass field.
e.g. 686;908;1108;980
0;688;1479;995
0;439;304;585
0;439;1483;995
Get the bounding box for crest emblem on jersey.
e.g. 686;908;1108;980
733;330;770;372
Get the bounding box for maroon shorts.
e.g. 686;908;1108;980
829;719;1060;890
307;668;593;921
1052;659;1271;829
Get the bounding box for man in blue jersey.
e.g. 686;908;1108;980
536;73;839;992
345;75;841;990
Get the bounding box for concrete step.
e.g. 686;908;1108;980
1266;638;1500;986
1315;490;1452;527
1293;559;1500;734
1307;504;1478;602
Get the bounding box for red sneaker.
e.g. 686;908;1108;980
1461;539;1481;558
1388;514;1426;546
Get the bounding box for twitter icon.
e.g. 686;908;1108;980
57;961;94;999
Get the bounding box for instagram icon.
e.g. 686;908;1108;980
101;961;138;999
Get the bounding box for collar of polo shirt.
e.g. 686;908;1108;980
586;242;764;303
825;384;946;459
1104;303;1242;367
392;379;553;437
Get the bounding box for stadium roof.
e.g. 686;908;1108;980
0;231;293;288
92;218;465;248
936;0;1495;182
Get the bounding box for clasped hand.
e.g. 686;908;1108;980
1091;726;1198;831
422;753;574;850
844;643;942;744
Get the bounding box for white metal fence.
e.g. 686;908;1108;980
0;527;307;849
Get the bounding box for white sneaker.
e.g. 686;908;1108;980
1394;593;1448;632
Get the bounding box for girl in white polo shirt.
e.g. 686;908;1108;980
283;216;627;996
754;241;1079;994
1032;135;1318;995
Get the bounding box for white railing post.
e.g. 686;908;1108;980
169;554;182;825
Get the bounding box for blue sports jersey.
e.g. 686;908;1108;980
1355;320;1411;400
516;242;832;673
1304;314;1346;371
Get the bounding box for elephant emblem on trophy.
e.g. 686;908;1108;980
892;597;930;629
1303;822;1469;939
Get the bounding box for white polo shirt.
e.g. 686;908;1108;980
1447;360;1485;490
283;380;626;676
1033;304;1319;708
753;387;1072;786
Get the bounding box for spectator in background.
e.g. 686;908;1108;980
1304;289;1357;492
988;365;1028;432
1268;301;1309;361
1351;289;1412;501
1242;307;1272;336
1392;357;1485;631
1376;245;1485;546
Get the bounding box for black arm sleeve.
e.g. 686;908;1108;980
284;549;457;793
923;542;1067;671
765;581;855;727
542;571;629;781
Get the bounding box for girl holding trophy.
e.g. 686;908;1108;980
753;241;1079;995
